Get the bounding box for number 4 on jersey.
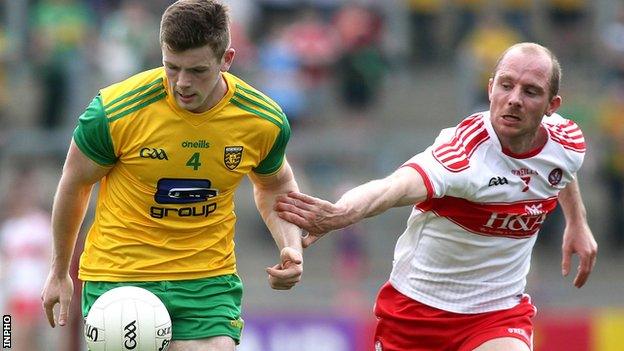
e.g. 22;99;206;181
186;152;202;170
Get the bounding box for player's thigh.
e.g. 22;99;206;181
472;337;531;351
169;336;235;351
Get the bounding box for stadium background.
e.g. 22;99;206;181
1;0;624;350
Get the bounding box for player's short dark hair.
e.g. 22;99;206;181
493;42;562;99
160;0;230;57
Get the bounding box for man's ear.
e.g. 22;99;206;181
545;95;562;116
220;48;235;72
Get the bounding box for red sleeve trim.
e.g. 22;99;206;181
401;163;434;201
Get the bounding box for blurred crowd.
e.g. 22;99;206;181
1;0;624;350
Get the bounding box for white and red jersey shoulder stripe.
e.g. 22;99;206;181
432;113;490;172
544;118;585;152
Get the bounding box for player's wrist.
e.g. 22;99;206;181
50;260;71;277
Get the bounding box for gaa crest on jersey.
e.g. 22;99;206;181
224;146;243;170
548;168;563;186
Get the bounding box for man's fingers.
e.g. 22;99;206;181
287;192;323;206
302;235;320;248
573;261;590;288
561;250;571;276
266;263;302;290
277;210;314;231
271;282;296;290
265;265;291;279
281;247;303;265
43;299;57;328
266;264;302;279
58;297;71;326
573;252;596;288
275;194;316;213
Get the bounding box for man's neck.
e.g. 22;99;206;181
501;127;547;155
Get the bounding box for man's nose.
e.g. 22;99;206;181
507;88;522;107
177;70;192;88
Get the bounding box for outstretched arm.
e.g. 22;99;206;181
42;140;111;327
275;165;429;247
559;177;597;288
249;160;303;290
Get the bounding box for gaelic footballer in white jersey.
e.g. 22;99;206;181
390;111;585;314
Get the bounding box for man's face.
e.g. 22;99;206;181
488;48;561;149
162;44;233;113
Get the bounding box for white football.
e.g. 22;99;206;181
84;286;172;351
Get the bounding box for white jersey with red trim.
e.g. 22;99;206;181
389;111;585;314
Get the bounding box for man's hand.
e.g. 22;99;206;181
266;247;303;290
41;271;74;327
275;192;350;247
561;222;597;288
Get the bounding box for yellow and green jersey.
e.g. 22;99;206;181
74;68;290;282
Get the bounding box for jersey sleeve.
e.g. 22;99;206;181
73;94;117;166
544;113;586;175
401;127;466;199
252;115;291;175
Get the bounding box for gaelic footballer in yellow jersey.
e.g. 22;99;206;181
74;67;290;281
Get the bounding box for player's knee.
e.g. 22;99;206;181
169;336;236;351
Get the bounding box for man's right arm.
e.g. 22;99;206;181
42;140;111;327
275;165;429;246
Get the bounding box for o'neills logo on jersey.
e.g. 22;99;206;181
419;196;558;239
511;168;538;176
224;146;243;170
181;139;210;148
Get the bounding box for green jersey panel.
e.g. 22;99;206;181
73;95;117;166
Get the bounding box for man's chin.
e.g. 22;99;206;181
176;98;196;111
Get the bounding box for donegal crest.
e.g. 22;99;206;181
224;146;243;170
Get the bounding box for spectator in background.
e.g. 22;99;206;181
256;22;307;128
501;0;533;41
457;10;522;113
0;25;9;141
599;3;624;84
332;182;369;314
0;168;60;351
405;0;444;64
546;0;589;62
255;0;299;42
225;0;258;76
97;0;160;84
450;0;486;50
596;83;624;251
287;7;340;114
333;4;386;120
29;0;94;129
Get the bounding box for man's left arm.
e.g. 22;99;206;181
559;177;598;288
248;159;303;290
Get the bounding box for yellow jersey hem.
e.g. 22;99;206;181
78;267;237;282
